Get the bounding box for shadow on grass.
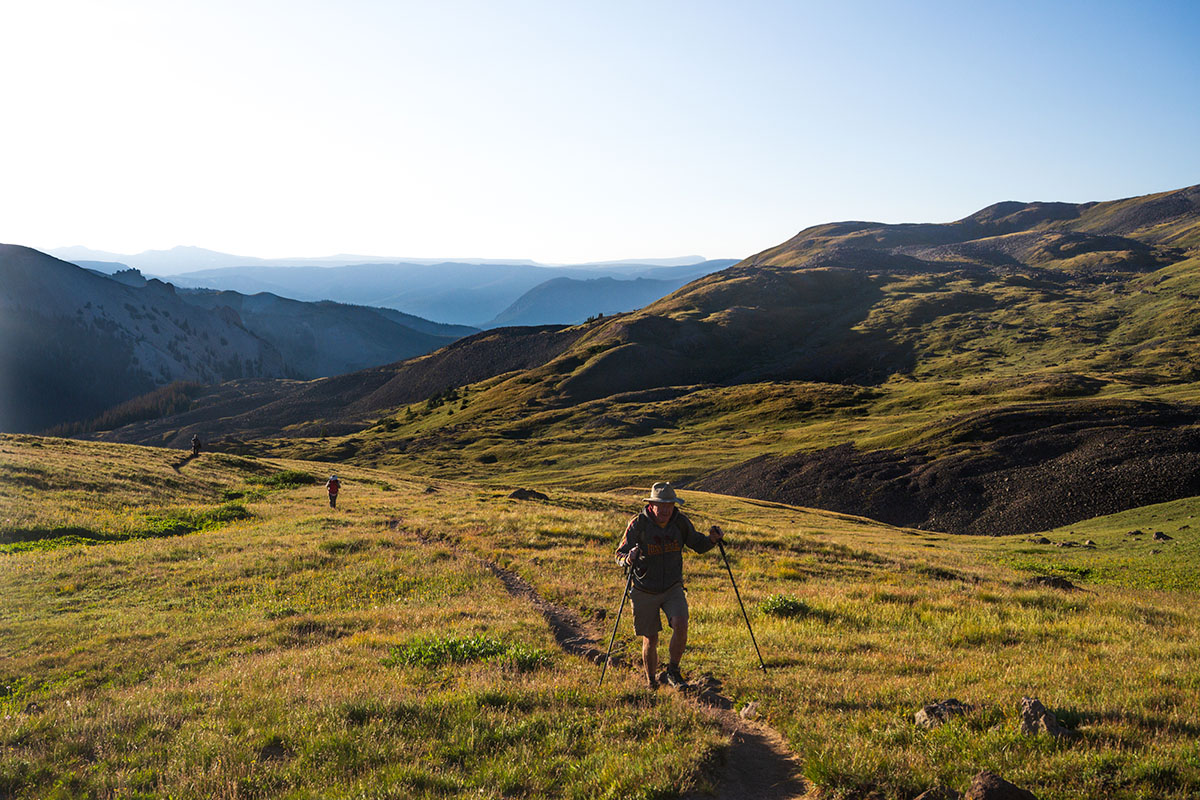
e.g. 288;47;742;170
1;504;252;553
0;526;113;546
1072;709;1200;738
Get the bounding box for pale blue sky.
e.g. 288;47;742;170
2;0;1197;263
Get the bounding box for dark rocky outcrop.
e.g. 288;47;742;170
695;400;1200;535
508;489;550;501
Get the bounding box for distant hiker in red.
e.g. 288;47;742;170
615;482;723;690
325;475;340;508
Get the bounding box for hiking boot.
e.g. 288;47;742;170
665;665;689;689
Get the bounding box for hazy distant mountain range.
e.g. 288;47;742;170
488;276;683;327
157;259;736;327
49;246;545;274
2;243;731;432
50;245;713;276
53;248;736;327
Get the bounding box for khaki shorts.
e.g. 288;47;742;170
630;583;688;637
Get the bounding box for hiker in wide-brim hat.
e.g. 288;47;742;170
644;482;684;505
615;482;723;690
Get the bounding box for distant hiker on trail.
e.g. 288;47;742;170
325;475;340;508
615;482;724;690
191;435;202;457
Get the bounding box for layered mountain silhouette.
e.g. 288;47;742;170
0;246;473;433
60;185;1200;533
152;259;736;326
485;259;737;327
176;290;472;378
49;245;543;274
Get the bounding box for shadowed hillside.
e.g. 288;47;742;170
0;245;286;432
90;325;590;446
695;399;1200;534
178;290;470;377
0;247;476;434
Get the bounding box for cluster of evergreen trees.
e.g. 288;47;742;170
45;382;204;437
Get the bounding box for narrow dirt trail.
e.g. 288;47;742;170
390;521;811;799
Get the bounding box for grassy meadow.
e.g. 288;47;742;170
3;434;1200;799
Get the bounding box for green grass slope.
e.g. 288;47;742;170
4;435;1200;798
0;435;725;799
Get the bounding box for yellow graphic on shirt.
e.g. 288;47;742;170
645;532;683;556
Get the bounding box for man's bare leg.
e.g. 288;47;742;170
642;633;659;687
668;616;688;668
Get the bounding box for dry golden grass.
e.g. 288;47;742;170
4;434;1200;798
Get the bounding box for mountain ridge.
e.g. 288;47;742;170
484;262;738;328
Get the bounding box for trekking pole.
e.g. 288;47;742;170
598;568;635;687
717;539;767;672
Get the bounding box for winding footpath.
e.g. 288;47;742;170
391;520;810;799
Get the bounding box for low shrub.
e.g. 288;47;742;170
247;470;317;489
383;635;552;672
760;594;819;619
142;503;252;537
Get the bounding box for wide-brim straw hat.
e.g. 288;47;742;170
643;482;683;505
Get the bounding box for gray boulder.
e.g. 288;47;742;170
915;698;971;728
1019;697;1076;740
964;771;1037;800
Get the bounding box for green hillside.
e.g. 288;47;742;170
4;435;1200;798
84;186;1200;535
